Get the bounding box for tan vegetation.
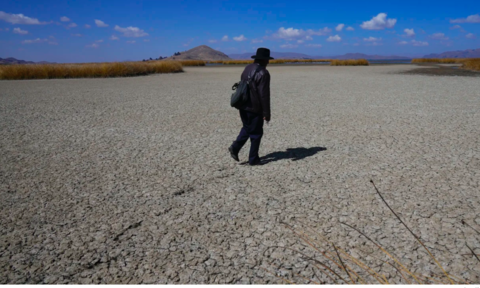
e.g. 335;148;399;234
411;58;465;64
179;60;206;66
462;58;480;71
208;59;332;65
330;59;369;66
412;58;480;71
0;61;183;80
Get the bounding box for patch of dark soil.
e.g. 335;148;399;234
401;64;480;77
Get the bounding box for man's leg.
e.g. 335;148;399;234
230;110;250;155
246;112;264;165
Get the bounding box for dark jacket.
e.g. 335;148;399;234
240;63;271;120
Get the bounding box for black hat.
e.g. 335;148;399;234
251;47;274;60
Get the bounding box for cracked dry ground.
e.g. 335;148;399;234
1;65;479;284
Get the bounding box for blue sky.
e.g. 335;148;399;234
0;0;479;62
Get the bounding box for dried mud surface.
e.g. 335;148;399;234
1;65;479;284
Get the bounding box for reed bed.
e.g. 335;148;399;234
0;61;183;80
179;60;206;66
264;180;475;284
412;58;480;71
330;59;369;66
412;58;465;64
210;59;332;65
461;58;480;71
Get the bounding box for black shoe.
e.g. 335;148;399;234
249;159;263;166
228;146;239;162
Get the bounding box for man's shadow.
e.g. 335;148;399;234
262;147;326;163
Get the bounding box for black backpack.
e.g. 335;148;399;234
230;65;261;109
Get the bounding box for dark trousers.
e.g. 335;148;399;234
231;109;264;164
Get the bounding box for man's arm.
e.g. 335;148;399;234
258;71;271;121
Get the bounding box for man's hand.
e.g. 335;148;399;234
263;116;271;122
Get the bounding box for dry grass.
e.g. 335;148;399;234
264;180;475;284
210;59;332;65
179;60;206;66
411;58;466;64
412;58;480;71
0;61;183;80
330;59;369;66
461;58;480;71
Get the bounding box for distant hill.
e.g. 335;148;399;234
0;57;54;65
423;48;480;58
166;45;231;61
0;57;35;65
229;52;312;60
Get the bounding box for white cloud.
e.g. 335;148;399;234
48;41;58;45
430;33;449;40
85;24;91;28
208;39;217;43
143;39;150;42
346;26;354;31
13;27;28;35
22;38;47;44
411;39;428;46
67;23;77;28
126;40;136;44
273;27;302;40
60;16;70;22
450;25;462;30
96;39;103;43
95;19;108;27
398;41;408;45
280;43;298;49
404;28;415;37
336;24;345;31
297;39;304;44
327;35;341;42
306;44;322;48
0;11;46;25
307;27;332;36
364;36;381;42
450;14;480;23
272;27;331;41
86;43;99;48
360;13;396;30
466;33;476;39
233;34;247;41
114;25;148;37
251;38;263;43
71;33;82;37
110;35;119;40
221;35;229;41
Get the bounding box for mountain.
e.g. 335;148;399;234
328;53;410;60
0;57;35;65
423;48;480;58
0;57;55;65
229;52;312;60
166;45;231;61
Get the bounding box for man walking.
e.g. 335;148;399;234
229;48;272;165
